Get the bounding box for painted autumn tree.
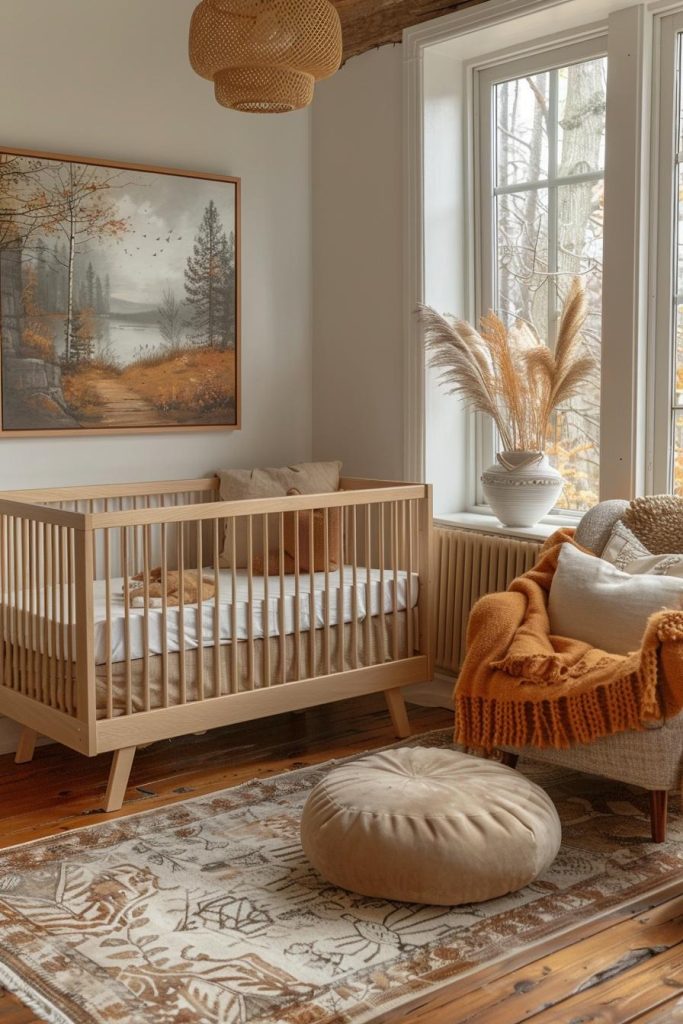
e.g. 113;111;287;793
0;157;130;360
185;200;235;349
33;162;129;361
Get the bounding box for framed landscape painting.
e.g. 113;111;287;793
0;147;240;435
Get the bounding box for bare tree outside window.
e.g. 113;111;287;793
493;56;607;511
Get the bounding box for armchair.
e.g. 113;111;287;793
489;500;682;842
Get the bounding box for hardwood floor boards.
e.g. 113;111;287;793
0;694;681;1024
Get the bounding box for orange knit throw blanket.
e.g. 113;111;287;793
454;529;683;750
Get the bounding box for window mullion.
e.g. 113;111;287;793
547;67;559;351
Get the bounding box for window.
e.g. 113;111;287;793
410;0;683;522
478;45;607;512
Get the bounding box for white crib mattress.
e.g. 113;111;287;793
8;567;419;666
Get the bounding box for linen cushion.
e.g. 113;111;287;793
548;543;683;655
601;520;683;577
218;461;342;503
218;461;342;569
300;747;561;906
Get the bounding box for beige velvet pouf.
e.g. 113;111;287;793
300;747;561;906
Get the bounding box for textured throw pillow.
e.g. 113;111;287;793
218;461;342;569
623;494;683;554
548;543;683;655
601;520;683;577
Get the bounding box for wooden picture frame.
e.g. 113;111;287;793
0;146;241;436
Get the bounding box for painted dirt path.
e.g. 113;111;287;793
91;376;165;427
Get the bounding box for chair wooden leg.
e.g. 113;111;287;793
499;751;519;769
15;727;38;764
649;790;668;843
104;747;136;813
384;688;411;739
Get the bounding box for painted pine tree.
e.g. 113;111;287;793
185;200;234;349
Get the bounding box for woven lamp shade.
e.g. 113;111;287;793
189;0;342;114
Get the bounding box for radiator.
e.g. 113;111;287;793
434;527;542;674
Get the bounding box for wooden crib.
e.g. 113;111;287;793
0;477;433;810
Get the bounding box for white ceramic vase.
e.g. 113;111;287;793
481;451;564;528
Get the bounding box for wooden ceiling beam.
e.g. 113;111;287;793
333;0;487;62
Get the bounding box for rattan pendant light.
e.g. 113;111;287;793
189;0;342;114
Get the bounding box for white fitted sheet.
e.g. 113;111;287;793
8;567;419;666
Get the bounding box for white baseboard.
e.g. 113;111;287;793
404;672;454;710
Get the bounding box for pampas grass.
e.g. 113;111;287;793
419;277;597;452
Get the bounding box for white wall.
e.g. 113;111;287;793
312;46;405;479
0;0;313;488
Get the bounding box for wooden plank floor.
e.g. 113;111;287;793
0;694;681;1024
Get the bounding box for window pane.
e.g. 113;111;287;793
547;180;603;510
676;301;683;406
496;73;549;188
495;189;549;340
675;411;683;496
556;59;607;174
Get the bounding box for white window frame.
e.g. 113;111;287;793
475;36;608;514
404;0;658;525
651;9;683;493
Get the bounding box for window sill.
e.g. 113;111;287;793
434;511;578;543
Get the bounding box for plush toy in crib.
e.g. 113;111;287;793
126;568;216;607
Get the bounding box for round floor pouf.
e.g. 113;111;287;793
300;747;561;906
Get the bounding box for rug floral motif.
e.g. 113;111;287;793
0;731;681;1024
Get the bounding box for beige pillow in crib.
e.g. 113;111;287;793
217;461;342;569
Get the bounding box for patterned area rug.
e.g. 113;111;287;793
0;731;681;1024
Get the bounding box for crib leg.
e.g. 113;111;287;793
104;747;136;813
384;688;411;739
649;790;668;844
15;727;38;764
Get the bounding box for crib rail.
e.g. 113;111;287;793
0;478;432;756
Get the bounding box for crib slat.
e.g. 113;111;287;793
161;522;169;708
293;509;301;680
263;514;270;687
378;503;387;662
195;519;204;703
350;504;358;669
27;520;35;701
121;527;132;716
308;510;315;676
279;512;286;686
337;503;344;674
324;508;331;676
246;516;254;689
104;529;113;719
0;516;6;689
45;521;56;706
58;527;68;711
18;518;27;697
178;523;187;705
230;518;238;694
407;500;414;657
68;527;75;714
392;501;399;662
212;517;222;699
142;524;151;712
364;505;372;665
39;528;47;704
